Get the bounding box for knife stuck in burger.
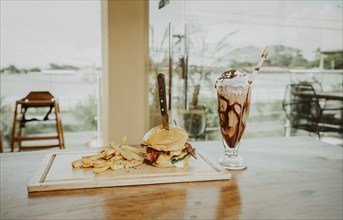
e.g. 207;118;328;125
141;73;197;168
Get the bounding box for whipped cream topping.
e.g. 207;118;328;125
215;69;249;88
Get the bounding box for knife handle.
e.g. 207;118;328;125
157;73;168;115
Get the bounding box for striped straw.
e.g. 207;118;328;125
248;47;270;84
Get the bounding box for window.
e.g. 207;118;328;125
0;1;102;150
149;1;343;141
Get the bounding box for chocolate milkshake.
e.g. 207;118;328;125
215;69;251;149
215;48;268;169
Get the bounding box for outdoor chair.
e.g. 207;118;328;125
282;82;343;138
10;91;65;151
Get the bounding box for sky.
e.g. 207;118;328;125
0;0;342;69
0;0;102;69
150;0;343;61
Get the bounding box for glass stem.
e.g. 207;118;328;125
222;139;239;156
224;148;238;157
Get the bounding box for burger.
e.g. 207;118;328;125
141;124;197;168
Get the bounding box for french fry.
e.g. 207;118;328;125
82;154;95;159
72;159;83;168
123;159;143;168
94;150;107;159
105;147;116;160
110;143;120;151
111;155;124;162
105;155;112;160
121;145;145;156
124;148;143;161
92;159;108;168
83;151;106;162
120;148;135;160
110;162;125;170
121;136;127;145
104;147;115;156
73;138;144;174
111;143;132;160
93;161;112;168
93;166;110;174
82;161;93;168
92;159;105;164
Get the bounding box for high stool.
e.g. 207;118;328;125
10;91;65;152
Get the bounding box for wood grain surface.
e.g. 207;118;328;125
1;136;342;219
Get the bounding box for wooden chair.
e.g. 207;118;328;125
10;91;65;152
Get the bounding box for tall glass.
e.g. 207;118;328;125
215;70;251;169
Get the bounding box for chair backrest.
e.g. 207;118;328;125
298;79;323;92
282;83;322;130
22;91;54;102
17;91;57;123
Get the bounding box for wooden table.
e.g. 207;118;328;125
1;137;342;219
316;91;343;101
294;91;343;101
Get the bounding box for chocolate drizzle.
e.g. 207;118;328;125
217;87;251;148
215;69;237;89
220;69;237;79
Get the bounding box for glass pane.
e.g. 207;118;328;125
149;1;343;141
0;1;102;151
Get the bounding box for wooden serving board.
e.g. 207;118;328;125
28;149;230;192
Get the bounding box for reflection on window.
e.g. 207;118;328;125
0;1;102;151
149;1;343;142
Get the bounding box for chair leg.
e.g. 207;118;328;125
0;131;3;153
18;124;23;152
10;103;18;152
59;120;65;149
56;118;65;149
10;123;17;152
55;102;65;149
55;114;62;149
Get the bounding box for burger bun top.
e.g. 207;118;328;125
143;124;188;152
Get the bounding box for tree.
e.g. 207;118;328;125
324;53;343;69
71;95;97;130
1;65;20;73
0;96;13;147
268;45;310;68
49;63;79;70
29;68;41;72
231;45;313;69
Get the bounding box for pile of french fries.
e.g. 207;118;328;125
71;137;145;174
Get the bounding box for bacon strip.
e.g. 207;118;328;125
141;142;197;164
144;147;161;164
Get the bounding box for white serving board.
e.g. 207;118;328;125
28;150;230;192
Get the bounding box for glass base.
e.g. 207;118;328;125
218;152;247;170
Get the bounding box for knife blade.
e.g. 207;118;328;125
157;73;169;130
